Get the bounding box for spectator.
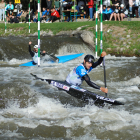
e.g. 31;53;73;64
45;8;51;22
8;14;19;23
78;0;85;8
33;10;39;23
119;4;125;20
45;7;60;23
111;0;120;10
104;6;114;21
16;10;22;20
0;0;5;21
138;0;140;18
94;5;100;21
62;0;68;10
54;0;60;12
19;10;27;23
66;0;73;10
25;10;33;23
102;5;107;21
40;7;47;22
15;2;22;15
132;0;139;18
6;1;14;16
109;6;120;21
103;0;111;7
46;0;52;10
87;0;94;19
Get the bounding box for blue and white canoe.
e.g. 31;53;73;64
19;53;84;67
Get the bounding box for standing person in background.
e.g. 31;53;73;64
87;0;94;19
138;0;140;17
103;0;111;7
132;0;139;18
54;0;60;12
0;0;5;21
6;1;14;16
46;0;52;10
15;2;22;15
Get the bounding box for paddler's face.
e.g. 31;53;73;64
84;60;92;69
34;48;38;53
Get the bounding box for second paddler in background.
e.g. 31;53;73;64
29;41;46;64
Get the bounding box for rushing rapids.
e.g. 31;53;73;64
0;36;140;139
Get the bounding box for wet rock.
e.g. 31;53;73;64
107;48;112;51
9;29;13;32
127;35;130;38
119;38;126;41
133;49;137;52
120;48;125;52
57;30;73;35
80;31;95;49
114;47;120;52
123;42;126;46
126;45;130;49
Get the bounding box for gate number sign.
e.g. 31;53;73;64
15;0;21;3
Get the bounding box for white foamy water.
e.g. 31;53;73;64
0;36;140;139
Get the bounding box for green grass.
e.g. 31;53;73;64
0;21;140;56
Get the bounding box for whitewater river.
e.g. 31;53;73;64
0;36;140;140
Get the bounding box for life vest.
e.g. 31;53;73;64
66;63;93;86
33;52;38;64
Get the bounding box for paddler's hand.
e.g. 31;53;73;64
101;51;107;57
100;87;108;93
42;50;46;53
29;41;32;45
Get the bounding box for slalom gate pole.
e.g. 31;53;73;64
100;0;103;55
5;3;6;33
29;2;30;33
38;0;40;67
95;2;98;59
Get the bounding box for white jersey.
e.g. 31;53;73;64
66;63;93;86
33;52;38;64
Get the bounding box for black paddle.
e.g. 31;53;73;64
103;57;107;97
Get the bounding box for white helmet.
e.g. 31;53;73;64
34;45;38;48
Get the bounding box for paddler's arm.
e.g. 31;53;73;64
29;41;34;57
82;74;108;93
92;51;107;68
40;50;46;56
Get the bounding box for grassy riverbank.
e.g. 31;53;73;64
0;21;140;56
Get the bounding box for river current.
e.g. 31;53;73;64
0;36;140;140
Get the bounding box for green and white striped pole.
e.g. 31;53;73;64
95;2;98;59
29;2;30;33
38;0;40;67
5;3;6;33
100;0;103;55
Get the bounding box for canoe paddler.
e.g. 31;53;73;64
66;52;108;93
29;41;46;64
